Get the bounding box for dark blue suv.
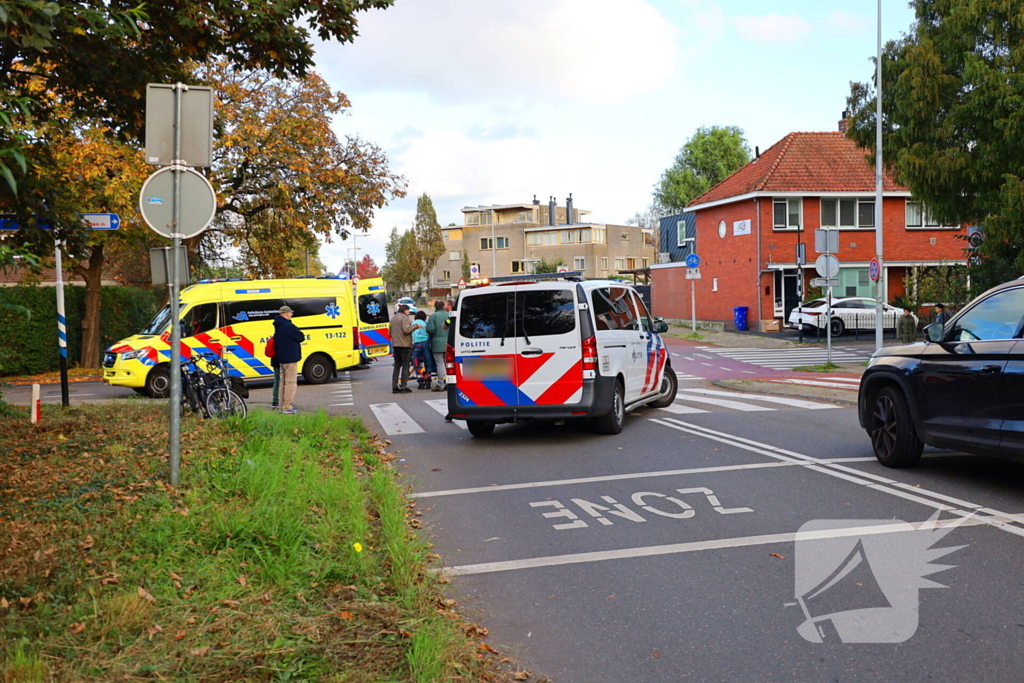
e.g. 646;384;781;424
859;278;1024;467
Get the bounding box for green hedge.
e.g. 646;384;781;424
0;286;159;376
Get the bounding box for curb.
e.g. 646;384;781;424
709;379;858;407
1;376;103;386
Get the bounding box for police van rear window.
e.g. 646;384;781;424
459;292;513;339
521;289;576;337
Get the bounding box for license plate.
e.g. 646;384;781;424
462;356;512;380
364;345;390;357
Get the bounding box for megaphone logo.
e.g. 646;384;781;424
792;511;969;643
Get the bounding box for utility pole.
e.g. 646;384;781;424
874;0;885;351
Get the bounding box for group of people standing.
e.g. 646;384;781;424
389;299;454;394
897;303;950;344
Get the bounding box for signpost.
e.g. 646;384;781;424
1;213;122;407
685;254;701;333
814;247;841;365
869;257;880;282
457;277;467;290
144;82;216;488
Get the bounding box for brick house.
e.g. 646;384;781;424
425;197;655;289
650;124;967;328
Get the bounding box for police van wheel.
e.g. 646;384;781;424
594;380;625;435
302;354;333;385
467;420;495;438
145;366;170;399
649;367;678;409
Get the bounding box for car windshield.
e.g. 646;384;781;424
141;305;172;335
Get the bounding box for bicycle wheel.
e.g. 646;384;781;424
205;387;247;419
181;376;202;416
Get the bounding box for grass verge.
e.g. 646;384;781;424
1;403;506;682
791;362;843;372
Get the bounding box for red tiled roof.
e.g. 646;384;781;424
688;132;906;207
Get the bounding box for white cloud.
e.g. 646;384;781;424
732;13;813;45
826;9;870;34
316;0;677;105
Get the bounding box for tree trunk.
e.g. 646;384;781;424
79;244;105;369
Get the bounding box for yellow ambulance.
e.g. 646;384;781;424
102;277;391;397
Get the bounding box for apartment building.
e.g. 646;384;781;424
426;197;656;289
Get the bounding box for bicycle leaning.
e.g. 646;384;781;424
180;352;248;419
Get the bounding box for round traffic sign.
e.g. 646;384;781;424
139;167;217;239
869;258;880;282
685;253;700;268
814;254;840;278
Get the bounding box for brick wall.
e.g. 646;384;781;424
690;198;762;326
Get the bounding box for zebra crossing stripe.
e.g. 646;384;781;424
658;403;708;415
675;395;774;412
678;388;838;410
425;399;468;429
370;403;425;435
819;377;861;383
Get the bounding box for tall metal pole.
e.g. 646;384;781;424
690;277;696;334
874;0;885;351
54;239;69;407
168;83;185;487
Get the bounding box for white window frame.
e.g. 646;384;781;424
511;260;528;274
441;270;451;280
820;197;875;229
574;257;586;271
614;257;625;270
495;236;509;249
906;200;958;229
773;198;802;231
449;250;461;261
677;220;691;248
601;256;609;271
480;237;492;250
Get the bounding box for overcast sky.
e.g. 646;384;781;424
312;0;917;273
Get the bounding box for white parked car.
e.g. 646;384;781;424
395;296;418;314
788;297;914;337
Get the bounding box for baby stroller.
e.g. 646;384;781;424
412;351;432;390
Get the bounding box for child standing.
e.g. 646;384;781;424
411;310;431;389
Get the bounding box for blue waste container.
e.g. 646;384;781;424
733;306;749;331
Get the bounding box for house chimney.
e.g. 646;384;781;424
566;193;574;226
838;110;851;134
533;194;540;205
548;196;556;226
755;146;760;159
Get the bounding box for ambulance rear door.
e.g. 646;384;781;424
356;278;392;357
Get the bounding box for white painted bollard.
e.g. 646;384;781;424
30;384;41;424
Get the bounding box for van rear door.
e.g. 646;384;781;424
453;290;518;407
356;278;391;357
514;283;583;405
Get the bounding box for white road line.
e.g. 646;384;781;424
412;457;878;499
330;403;354;407
695;353;712;359
369;403;425;435
678;388;838;410
658;403;709;415
425;399;468;429
651;419;1024;539
675;395;774;412
671;353;680;357
771;379;859;390
683;356;694;361
741;370;757;374
718;367;734;371
701;362;713;367
440;516;993;576
820;377;862;383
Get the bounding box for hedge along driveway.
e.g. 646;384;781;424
0;285;158;375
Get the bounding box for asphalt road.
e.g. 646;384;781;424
10;347;1024;682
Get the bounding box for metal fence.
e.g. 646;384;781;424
797;312;942;343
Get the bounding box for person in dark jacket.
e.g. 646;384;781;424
897;308;918;344
389;304;414;393
273;305;306;413
425;299;450;391
934;303;951;326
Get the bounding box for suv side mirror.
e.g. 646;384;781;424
653;317;669;334
924;322;943;343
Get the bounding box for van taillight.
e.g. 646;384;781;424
582;336;598;371
353;326;359;350
445;344;456;374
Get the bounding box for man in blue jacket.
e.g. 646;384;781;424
273;305;306;414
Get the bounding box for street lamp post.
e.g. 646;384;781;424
874;0;885;351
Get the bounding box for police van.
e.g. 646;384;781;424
445;272;677;437
103;276;391;397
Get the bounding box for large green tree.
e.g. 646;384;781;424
0;0;395;233
381;226;421;292
654;126;751;213
846;0;1024;292
413;193;444;277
